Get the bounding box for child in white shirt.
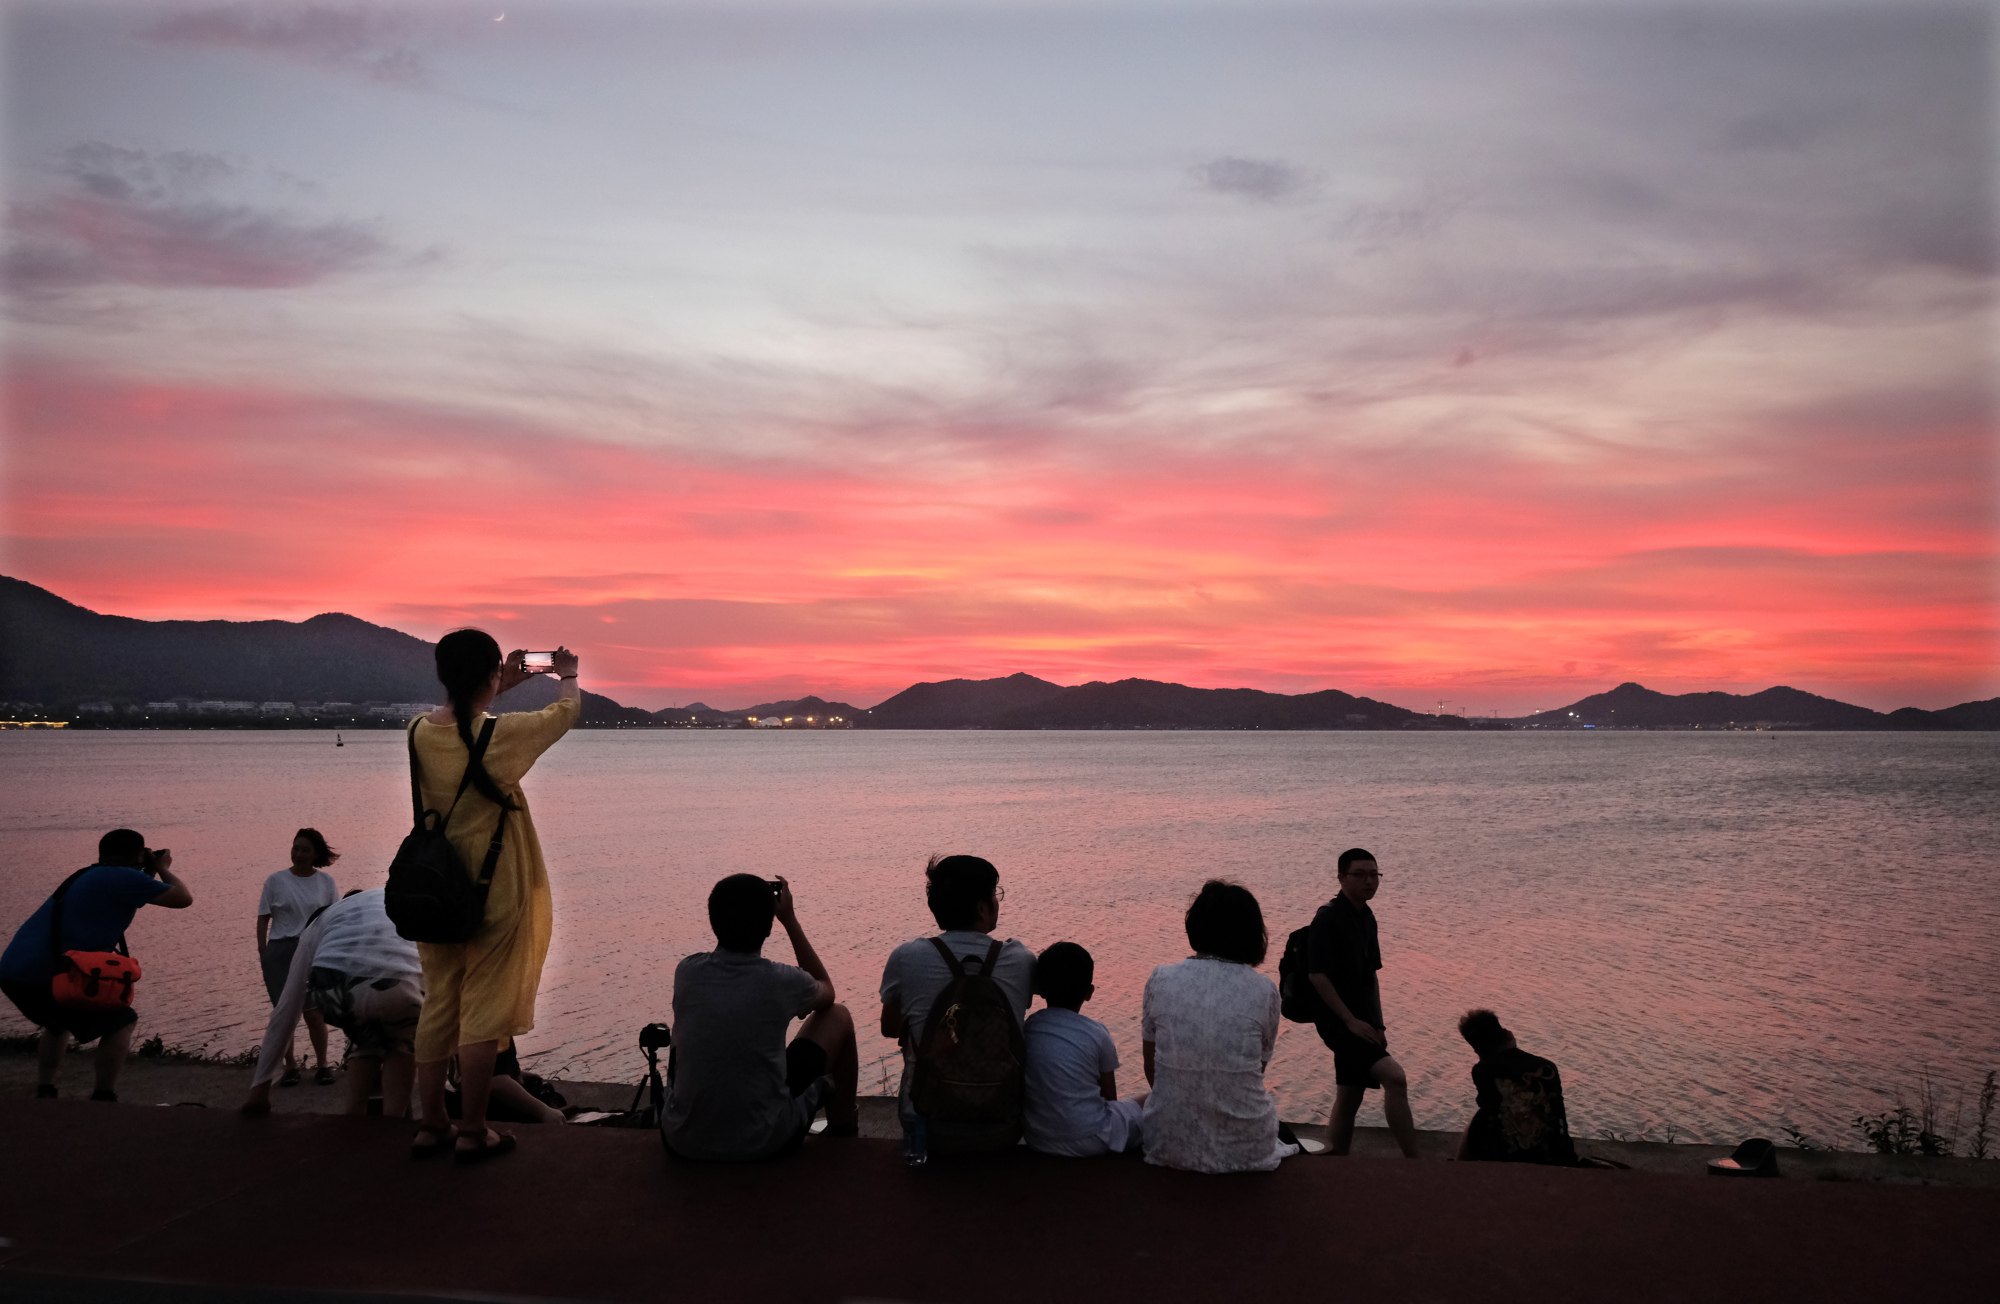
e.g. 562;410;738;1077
1023;942;1144;1157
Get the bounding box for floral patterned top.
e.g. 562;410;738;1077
1138;956;1290;1173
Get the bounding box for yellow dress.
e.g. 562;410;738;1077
409;695;578;1063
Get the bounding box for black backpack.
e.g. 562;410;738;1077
910;937;1026;1153
1278;920;1329;1024
384;717;510;944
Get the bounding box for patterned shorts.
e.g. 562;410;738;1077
306;967;423;1060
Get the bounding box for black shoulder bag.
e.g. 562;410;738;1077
383;717;511;944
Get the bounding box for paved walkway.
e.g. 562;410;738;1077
2;1099;1994;1304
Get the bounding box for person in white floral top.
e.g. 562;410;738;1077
1138;881;1302;1173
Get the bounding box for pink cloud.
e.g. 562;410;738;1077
2;366;1992;712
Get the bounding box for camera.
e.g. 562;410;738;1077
519;651;557;674
769;879;784;897
141;848;167;876
638;1022;673;1050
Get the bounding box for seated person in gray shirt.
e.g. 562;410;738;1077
662;874;859;1160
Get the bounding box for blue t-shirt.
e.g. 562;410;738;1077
0;865;168;984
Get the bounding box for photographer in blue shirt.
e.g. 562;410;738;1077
1;828;194;1101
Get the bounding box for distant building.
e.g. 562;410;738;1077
260;702;295;716
78;701;115;714
145;702;181;714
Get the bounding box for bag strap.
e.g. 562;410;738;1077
411;715;497;835
926;935;967;979
981;938;1003;976
47;866;132;969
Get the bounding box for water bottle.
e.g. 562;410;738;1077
902;1112;928;1168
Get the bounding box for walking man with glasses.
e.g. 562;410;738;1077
1309;847;1421;1157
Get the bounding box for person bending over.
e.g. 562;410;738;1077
662;874;860;1160
1308;847;1420;1158
1139;881;1300;1173
243;888;422;1119
255;828;340;1086
1023;941;1143;1157
1454;1008;1578;1165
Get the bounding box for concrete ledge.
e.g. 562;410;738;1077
2;1097;1996;1304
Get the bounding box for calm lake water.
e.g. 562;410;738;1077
3;728;1995;1146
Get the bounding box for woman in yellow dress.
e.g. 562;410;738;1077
409;629;579;1161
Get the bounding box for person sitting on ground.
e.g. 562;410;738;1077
255;828;340;1087
878;854;1034;1155
1;829;193;1102
1023;941;1143;1157
1140;880;1301;1173
243;887;423;1119
661;874;860;1160
1454;1008;1578;1165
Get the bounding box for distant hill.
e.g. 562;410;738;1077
857;673;1453;730
863;673;1066;727
491;673;656;726
1935;697;2000;729
2;575;651;725
990;678;1452;730
733;695;864;722
1522;681;1911;729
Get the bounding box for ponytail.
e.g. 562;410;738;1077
434;628;516;810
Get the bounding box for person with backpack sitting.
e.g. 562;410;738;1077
661;874;860;1160
2;829;193;1101
1139;880;1301;1173
878;854;1034;1160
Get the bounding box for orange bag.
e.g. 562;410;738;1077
53;950;142;1011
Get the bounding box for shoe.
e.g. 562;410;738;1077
454;1130;517;1164
409;1123;457;1159
314;1066;336;1086
35;1084;57;1099
89;1089;117;1103
279;1068;301;1087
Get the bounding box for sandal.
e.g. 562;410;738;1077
279;1068;301;1088
314;1066;336;1086
454;1129;517;1164
409;1123;457;1159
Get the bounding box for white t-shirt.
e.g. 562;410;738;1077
878;930;1034;1121
1024;1006;1138;1156
257;868;339;941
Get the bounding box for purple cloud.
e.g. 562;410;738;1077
143;4;428;87
5;144;388;292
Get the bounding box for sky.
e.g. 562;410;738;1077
2;0;1994;713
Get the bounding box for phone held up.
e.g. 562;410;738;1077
520;651;558;675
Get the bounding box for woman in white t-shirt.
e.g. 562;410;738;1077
256;829;341;1086
1138;880;1303;1173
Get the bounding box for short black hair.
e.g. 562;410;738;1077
708;874;776;952
1459;1008;1511;1054
294;827;339;868
925;854;998;930
1034;942;1095;1009
1337;847;1376;876
99;829;145;863
1184;879;1267;966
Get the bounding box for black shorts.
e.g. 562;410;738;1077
1317;1020;1390;1089
261;936;300;1005
785;1036;829;1098
2;978;139;1046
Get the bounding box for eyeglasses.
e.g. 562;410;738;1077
994;885;1007;903
1344;871;1383;879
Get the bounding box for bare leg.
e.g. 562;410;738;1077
417;1058;451;1134
380;1052;416;1120
797;1002;859;1126
488;1073;564;1123
1373;1055;1420;1158
454;1039;502;1150
1327;1084;1366;1156
36;1028;66;1088
304;1010;331;1071
343;1057;381;1116
93;1023;135;1096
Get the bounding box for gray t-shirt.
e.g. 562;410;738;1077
878;930;1034;1119
662;949;821;1161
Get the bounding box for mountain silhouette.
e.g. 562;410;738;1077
863;673;1066;727
1524;681;1893;729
